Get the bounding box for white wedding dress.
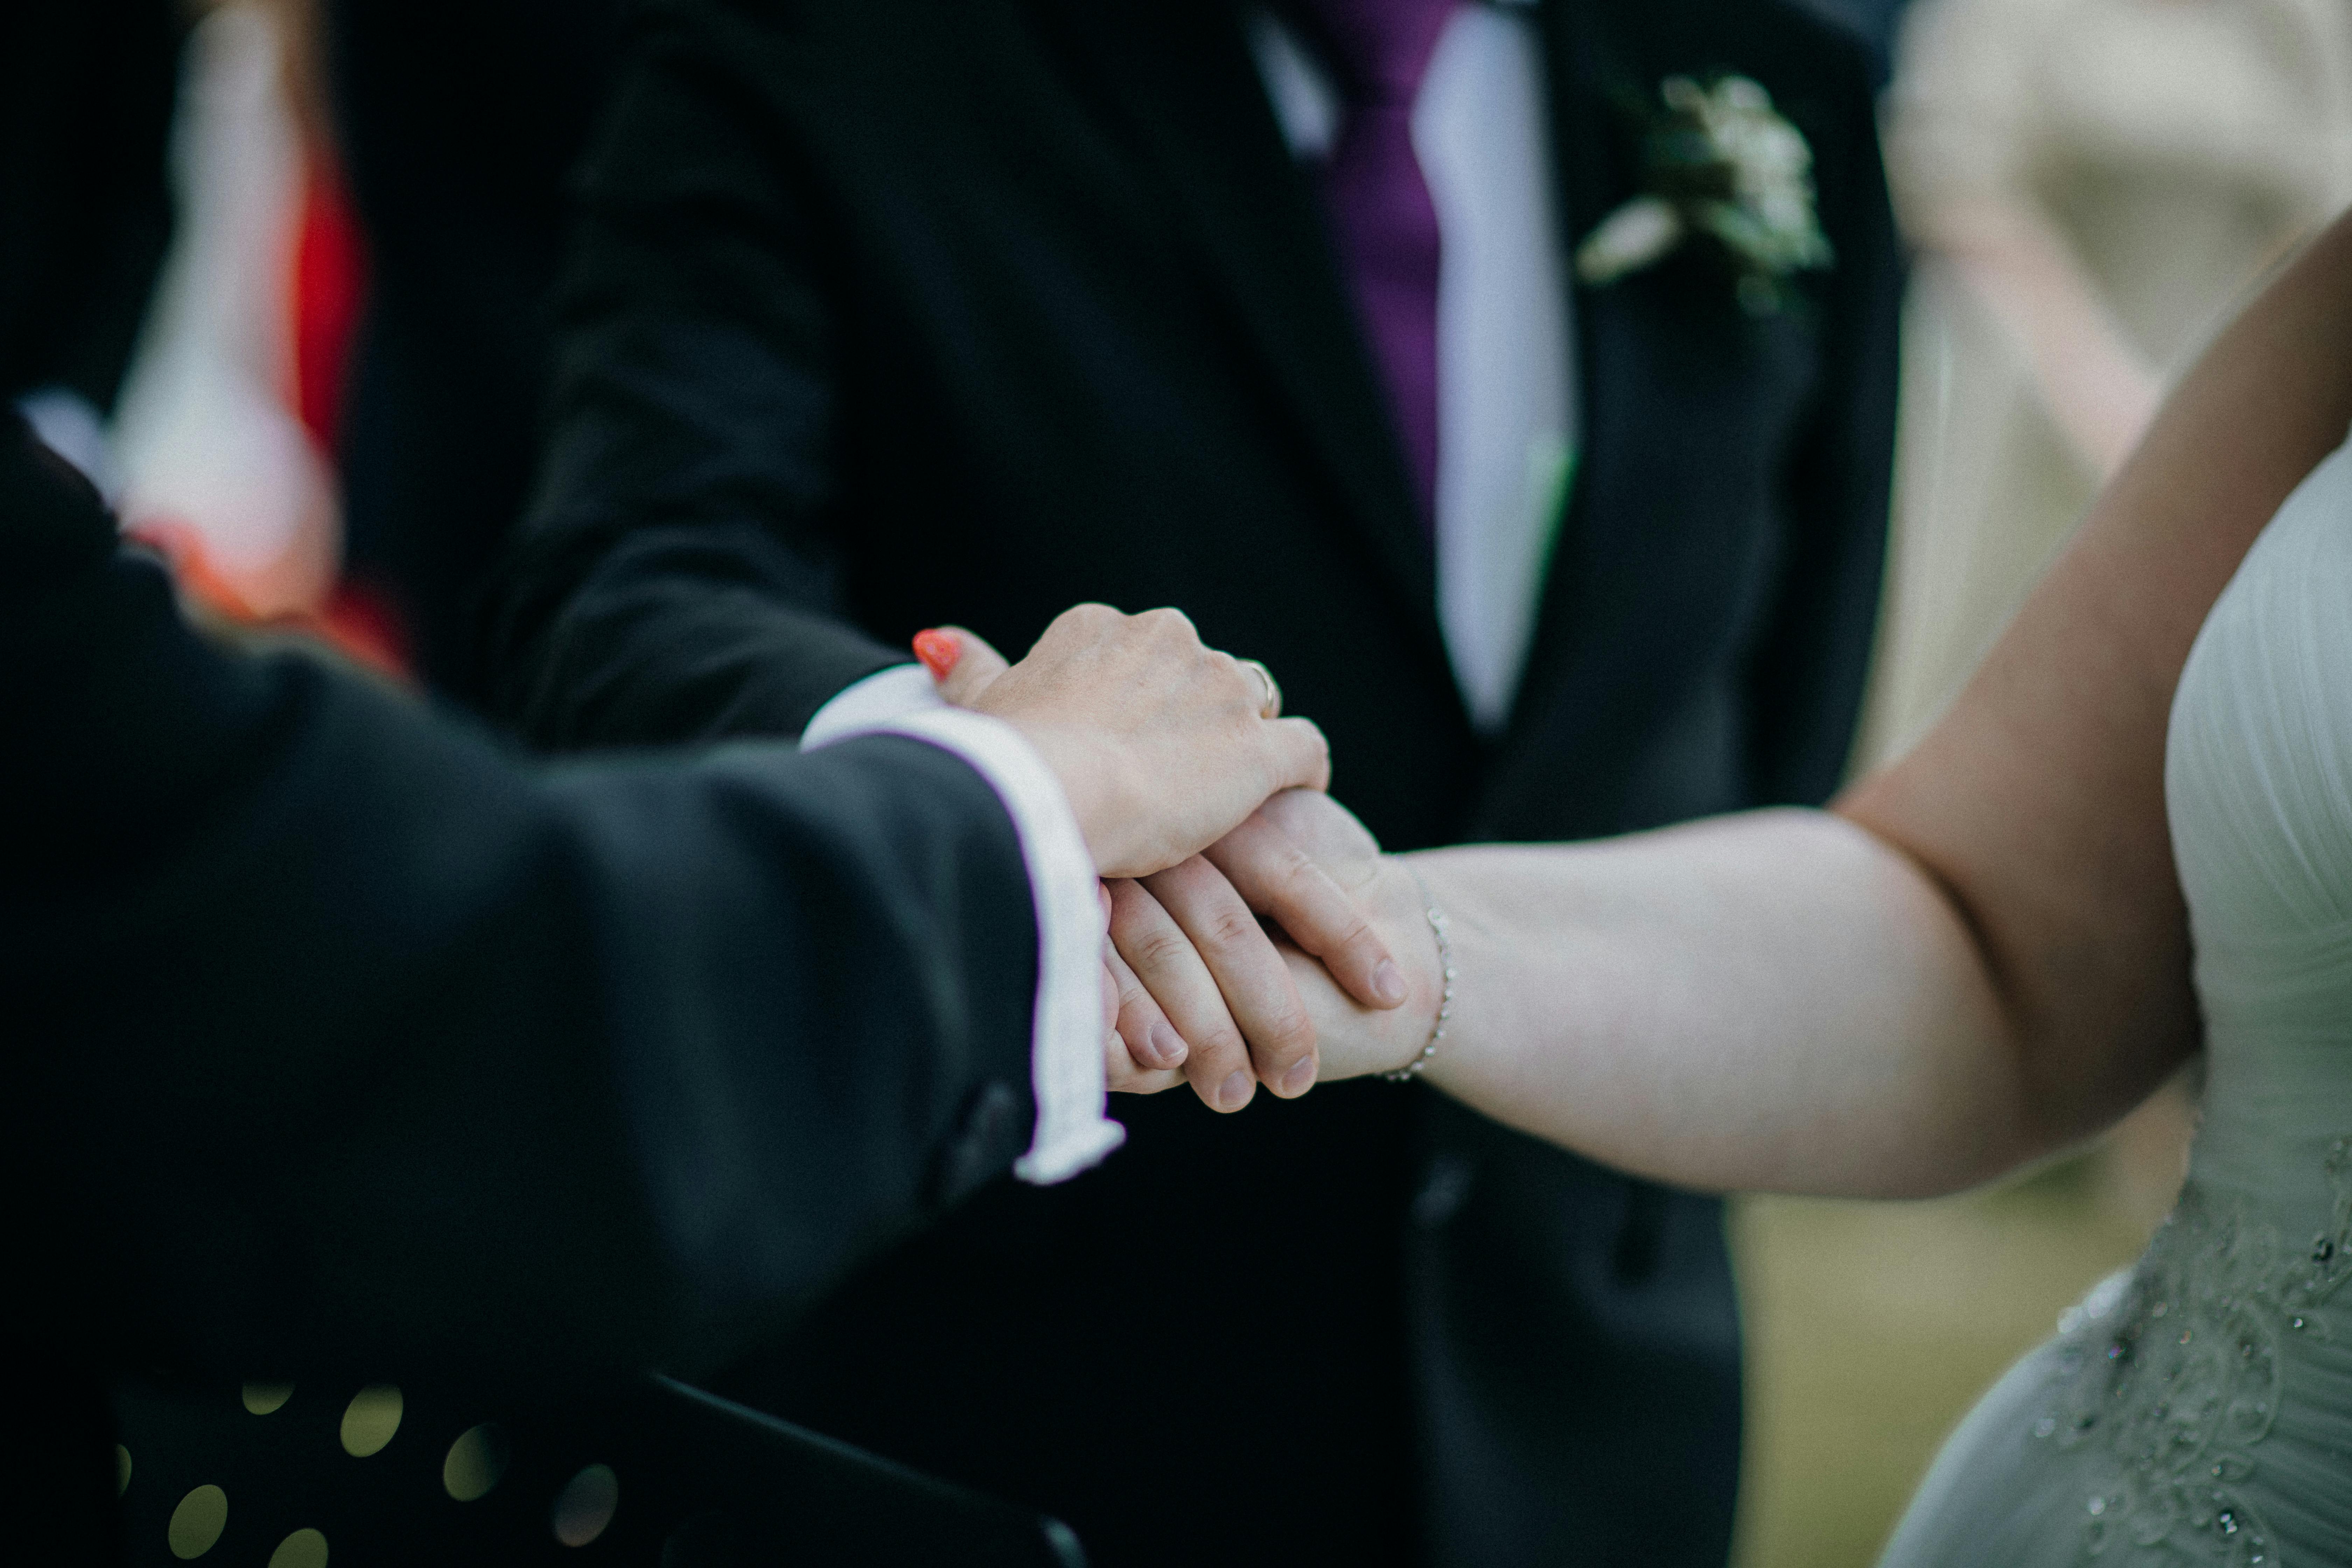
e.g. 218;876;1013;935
1879;433;2352;1565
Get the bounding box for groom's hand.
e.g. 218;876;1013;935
1243;789;1446;1084
1104;792;1409;1111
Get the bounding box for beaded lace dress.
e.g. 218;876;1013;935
1879;433;2352;1566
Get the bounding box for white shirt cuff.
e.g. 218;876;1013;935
799;663;944;747
801;679;1125;1186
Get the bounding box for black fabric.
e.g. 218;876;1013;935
325;0;629;695
0;416;1047;1554
484;1;1902;1563
0;0;181;407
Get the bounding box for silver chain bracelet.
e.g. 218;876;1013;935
1383;867;1453;1083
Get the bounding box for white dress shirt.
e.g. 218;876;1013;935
1252;2;1578;734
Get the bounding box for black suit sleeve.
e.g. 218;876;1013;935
486;2;896;747
5;425;1040;1384
1739;20;1903;807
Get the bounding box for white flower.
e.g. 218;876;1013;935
1573;195;1684;286
1573;74;1832;312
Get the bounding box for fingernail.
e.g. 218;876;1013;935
912;629;960;680
1218;1070;1251;1111
1280;1057;1316;1096
1372;959;1407;1007
1148;1021;1187;1067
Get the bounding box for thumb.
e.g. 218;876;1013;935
916;625;1010;706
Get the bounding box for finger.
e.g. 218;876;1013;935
912;629;961;680
927;625;1012;706
1105;940;1188;1072
1141;855;1320;1100
1098;882;1119;1033
1254;785;1384;864
1102;891;1183;1091
1107;876;1259;1113
1261;715;1333;794
1203;812;1405;1010
1105;1026;1186;1095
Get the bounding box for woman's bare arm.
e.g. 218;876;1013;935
1302;210;2352;1197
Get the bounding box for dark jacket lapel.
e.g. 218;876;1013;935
1535;0;1631;260
1039;0;1450;672
1498;0;1640;743
1490;0;1865;813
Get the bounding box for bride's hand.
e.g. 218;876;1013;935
1110;784;1441;1092
1098;796;1428;1103
1097;798;1408;1110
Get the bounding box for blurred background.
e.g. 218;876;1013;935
19;0;2352;1561
1736;0;2352;1561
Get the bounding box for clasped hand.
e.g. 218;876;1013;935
924;606;1440;1109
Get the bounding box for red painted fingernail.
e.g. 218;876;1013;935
912;629;960;679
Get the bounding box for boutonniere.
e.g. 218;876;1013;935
1573;75;1833;316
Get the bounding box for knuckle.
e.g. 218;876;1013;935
1291;890;1371;950
1267;843;1318;889
1196;1023;1248;1063
1127;927;1195;974
1262;1009;1317;1059
1201;903;1265;952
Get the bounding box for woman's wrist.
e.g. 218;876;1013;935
1380;864;1454;1080
1394;853;1508;1097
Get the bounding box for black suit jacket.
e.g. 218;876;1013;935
1;422;1054;1556
0;0;179;409
488;1;1900;1563
326;0;626;692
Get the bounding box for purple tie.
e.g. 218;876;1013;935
1295;0;1460;532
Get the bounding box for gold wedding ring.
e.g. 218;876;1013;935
1240;658;1282;720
